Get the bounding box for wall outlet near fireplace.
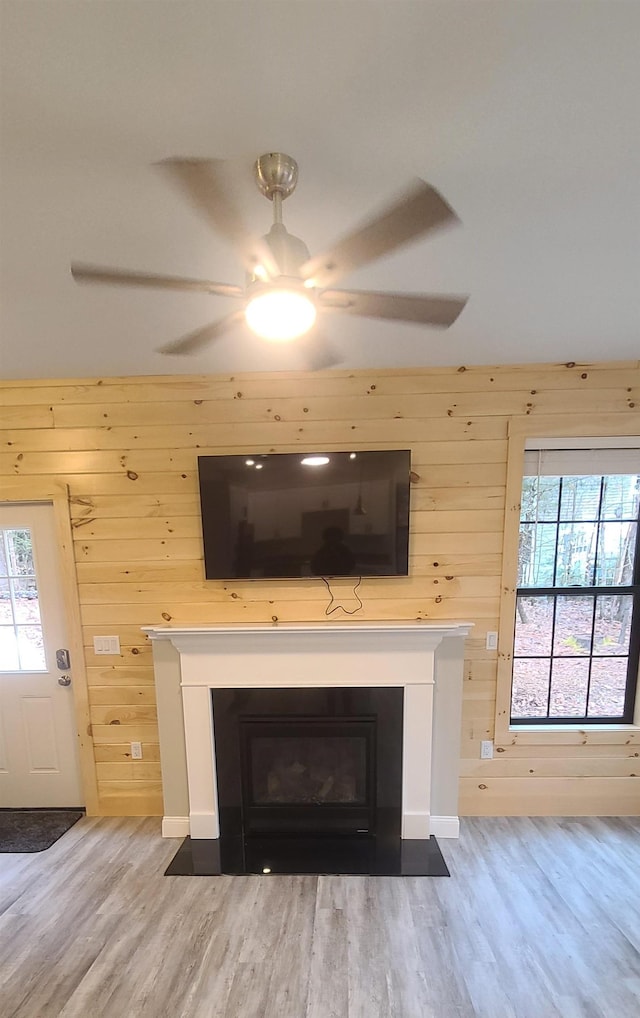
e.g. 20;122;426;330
130;741;143;759
480;740;494;759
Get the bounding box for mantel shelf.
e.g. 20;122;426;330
143;621;473;640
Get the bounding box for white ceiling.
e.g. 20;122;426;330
1;0;639;380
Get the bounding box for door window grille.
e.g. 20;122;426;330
0;528;46;670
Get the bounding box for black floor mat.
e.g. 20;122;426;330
0;809;84;853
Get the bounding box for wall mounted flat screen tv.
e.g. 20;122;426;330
198;450;411;580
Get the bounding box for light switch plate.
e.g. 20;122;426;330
485;631;498;651
93;636;121;655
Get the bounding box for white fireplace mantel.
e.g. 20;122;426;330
145;621;472;841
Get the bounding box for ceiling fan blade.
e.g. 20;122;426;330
157;158;279;278
297;328;342;371
301;181;459;289
157;310;245;356
320;288;467;327
71;264;243;299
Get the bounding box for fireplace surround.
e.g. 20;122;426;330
146;620;472;862
213;685;404;839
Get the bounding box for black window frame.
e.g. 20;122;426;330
510;472;640;726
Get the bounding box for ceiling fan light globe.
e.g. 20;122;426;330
245;289;317;342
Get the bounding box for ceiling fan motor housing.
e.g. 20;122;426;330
254;153;299;201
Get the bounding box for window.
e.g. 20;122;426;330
510;448;640;725
0;527;46;670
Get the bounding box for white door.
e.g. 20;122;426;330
0;502;83;807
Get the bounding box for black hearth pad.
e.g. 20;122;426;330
164;834;449;877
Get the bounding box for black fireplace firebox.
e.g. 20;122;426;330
240;715;376;835
211;687;403;844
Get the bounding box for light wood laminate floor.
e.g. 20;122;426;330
1;816;639;1018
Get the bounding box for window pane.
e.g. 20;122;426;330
549;658;589;717
0;538;7;576
514;463;639;725
559;476;602;521
587;658;628;717
5;529;35;576
0;579;12;623
518;523;557;586
553;596;594;656
520;476;539;522
0;626;19;670
521;476;560;522
12;578;41;624
601;475;640;521
514;596;553;656
556;522;597;585
17;626;45;669
511;659;551;718
593;595;633;655
595;522;636;585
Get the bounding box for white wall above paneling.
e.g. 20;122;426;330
1;2;639;378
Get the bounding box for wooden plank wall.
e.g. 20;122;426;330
2;360;639;817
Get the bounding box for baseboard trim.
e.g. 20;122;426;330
430;815;460;839
162;816;190;838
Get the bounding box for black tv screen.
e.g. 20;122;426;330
198;450;411;580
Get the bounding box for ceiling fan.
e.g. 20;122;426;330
71;153;468;370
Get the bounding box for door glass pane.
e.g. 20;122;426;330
17;626;46;670
12;577;41;624
6;529;35;575
0;626;19;669
0;528;45;671
0;578;12;623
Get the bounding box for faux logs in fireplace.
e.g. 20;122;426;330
211;686;403;842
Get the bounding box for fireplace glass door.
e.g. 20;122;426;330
240;716;376;835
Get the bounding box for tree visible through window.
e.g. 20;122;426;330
511;453;640;724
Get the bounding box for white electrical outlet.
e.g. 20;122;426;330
485;631;498;651
93;636;121;655
480;740;494;759
130;742;143;759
